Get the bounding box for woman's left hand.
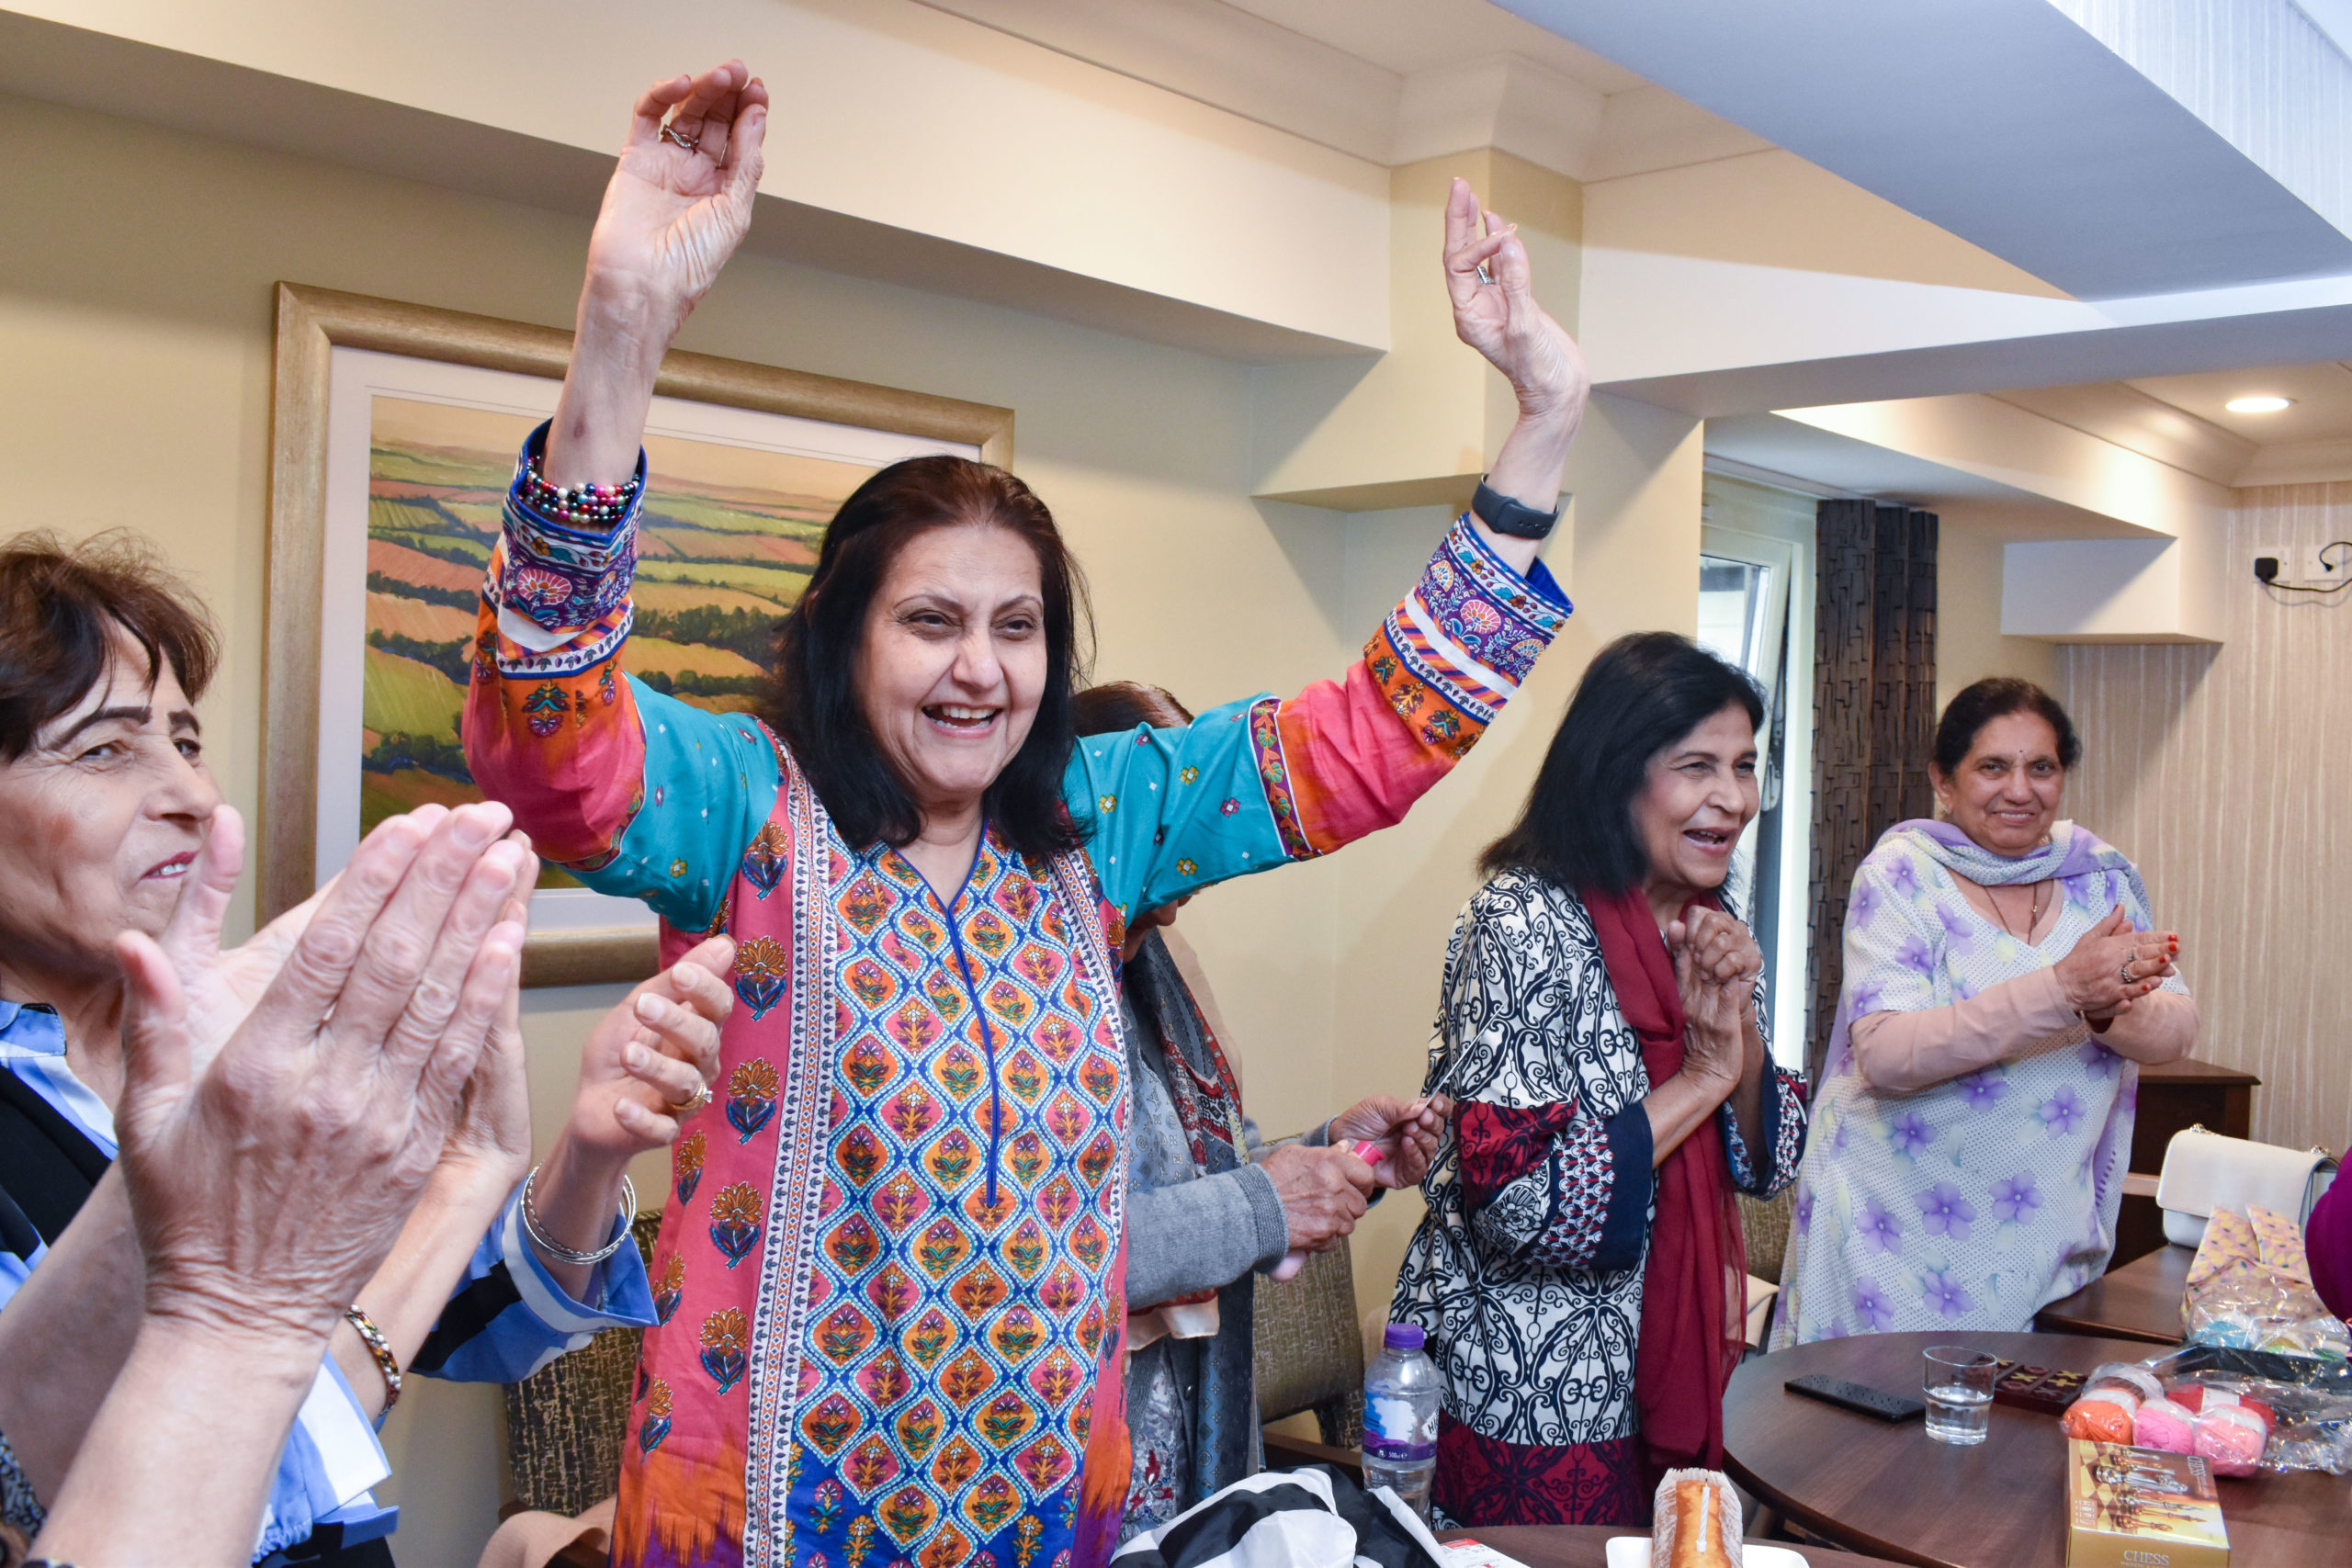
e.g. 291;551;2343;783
1677;907;1764;1026
1443;176;1589;423
157;803;342;1076
562;934;737;1160
1327;1093;1451;1189
426;844;539;1202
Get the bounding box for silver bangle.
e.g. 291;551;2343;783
518;1165;637;1266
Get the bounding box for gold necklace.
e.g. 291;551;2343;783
1990;879;2045;940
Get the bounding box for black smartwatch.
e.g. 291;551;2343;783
1470;477;1560;540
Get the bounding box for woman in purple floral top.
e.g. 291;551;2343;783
1772;679;2197;1345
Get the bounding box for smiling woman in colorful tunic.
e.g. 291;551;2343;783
1771;677;2198;1349
459;58;1589;1568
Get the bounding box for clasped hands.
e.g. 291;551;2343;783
1669;907;1765;1097
2052;904;2179;1022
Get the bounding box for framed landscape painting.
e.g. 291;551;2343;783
266;285;1013;984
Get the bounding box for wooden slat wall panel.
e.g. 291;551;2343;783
2056;483;2352;1156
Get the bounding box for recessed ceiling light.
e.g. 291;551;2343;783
2225;395;2294;413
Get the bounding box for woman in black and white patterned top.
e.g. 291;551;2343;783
1390;633;1805;1528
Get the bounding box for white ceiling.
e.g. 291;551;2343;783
1999;362;2352;488
1216;0;1644;91
910;0;1766;179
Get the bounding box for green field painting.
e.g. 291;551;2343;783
361;394;881;880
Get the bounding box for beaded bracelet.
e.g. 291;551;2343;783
519;1166;639;1267
343;1304;402;1414
520;452;641;526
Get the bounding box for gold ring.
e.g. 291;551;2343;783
661;122;701;153
673;1080;713;1116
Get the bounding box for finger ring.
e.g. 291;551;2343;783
2118;959;2135;984
661;122;701;153
1476;261;1496;286
671;1079;713;1116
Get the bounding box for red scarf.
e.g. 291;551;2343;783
1583;885;1748;1479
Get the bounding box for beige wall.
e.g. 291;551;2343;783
0;86;1356;1564
0;61;1722;1562
2057;484;2352;1159
1937;505;2061;713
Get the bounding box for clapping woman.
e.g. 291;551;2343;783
1391;634;1805;1528
1772;678;2194;1345
461;59;1588;1568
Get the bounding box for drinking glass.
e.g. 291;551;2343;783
1923;1345;1998;1445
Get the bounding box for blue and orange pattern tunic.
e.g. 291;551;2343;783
463;426;1570;1568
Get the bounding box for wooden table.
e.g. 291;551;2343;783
1723;1330;2343;1567
2035;1243;2192;1344
1438;1525;1907;1566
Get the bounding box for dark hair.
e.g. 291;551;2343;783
1480;631;1763;894
1072;681;1193;736
1932;677;2080;775
763;456;1091;860
0;531;218;761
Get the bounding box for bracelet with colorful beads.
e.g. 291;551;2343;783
520;456;641;525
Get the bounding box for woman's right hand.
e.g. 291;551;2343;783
2052;904;2178;1018
1670;914;1747;1100
549;61;770;487
1258;1143;1374;1252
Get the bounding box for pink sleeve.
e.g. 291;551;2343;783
1849;969;2081;1092
1271;514;1571;856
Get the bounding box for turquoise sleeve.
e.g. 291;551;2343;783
573;676;783;931
1064;695;1289;926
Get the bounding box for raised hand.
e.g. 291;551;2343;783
2053;905;2178;1019
563;933;735;1161
1442;175;1589;424
551;61;771;488
586;62;771;330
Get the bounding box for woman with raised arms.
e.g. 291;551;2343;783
464;60;1589;1568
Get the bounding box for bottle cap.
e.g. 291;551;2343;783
1383;1322;1425;1350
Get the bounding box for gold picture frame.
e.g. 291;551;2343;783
263;283;1014;986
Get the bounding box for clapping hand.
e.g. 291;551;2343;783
115;805;529;1340
2054;905;2178;1020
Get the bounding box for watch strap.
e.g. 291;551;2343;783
1471;478;1560;540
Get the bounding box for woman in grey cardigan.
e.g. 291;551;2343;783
1077;683;1447;1538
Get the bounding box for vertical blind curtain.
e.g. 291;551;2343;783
1806;499;1938;1082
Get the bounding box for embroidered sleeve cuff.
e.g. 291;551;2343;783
486;421;647;644
1576;1101;1653;1272
1363;513;1572;736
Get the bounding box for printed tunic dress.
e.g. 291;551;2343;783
1771;821;2189;1347
463;426;1572;1568
1389;872;1804;1527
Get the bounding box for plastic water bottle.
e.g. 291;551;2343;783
1362;1322;1440;1521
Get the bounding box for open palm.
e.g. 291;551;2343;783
587;61;771;325
160;805;342;1076
1442;176;1587;420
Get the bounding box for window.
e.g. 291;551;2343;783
1700;474;1817;1074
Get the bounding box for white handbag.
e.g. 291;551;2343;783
2154;1125;2338;1247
